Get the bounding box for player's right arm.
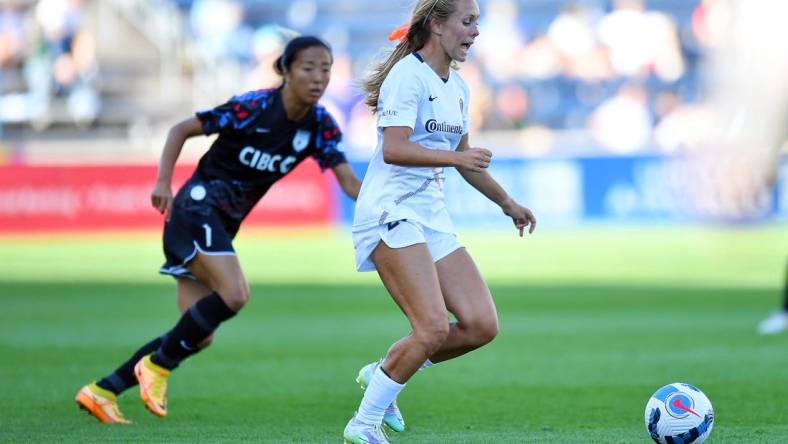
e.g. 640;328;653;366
378;61;491;172
151;116;205;220
382;126;492;172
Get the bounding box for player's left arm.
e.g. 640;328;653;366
456;134;536;236
331;162;361;201
315;110;361;200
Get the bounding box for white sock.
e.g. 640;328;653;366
356;367;405;425
374;357;431;372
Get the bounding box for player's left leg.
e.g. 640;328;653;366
176;277;217;348
429;247;499;362
135;252;246;417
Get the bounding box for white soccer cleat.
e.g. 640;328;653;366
356;361;405;433
757;310;788;335
343;412;390;444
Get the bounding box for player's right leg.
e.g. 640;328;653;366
75;382;132;424
356;361;405;433
344;411;391;444
76;278;214;423
76;333;167;424
345;238;449;442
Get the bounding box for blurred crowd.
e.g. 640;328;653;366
0;0;747;157
0;0;98;128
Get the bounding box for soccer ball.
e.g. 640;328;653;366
644;382;714;444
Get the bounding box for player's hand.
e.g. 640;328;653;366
151;181;173;221
455;147;492;173
501;199;536;236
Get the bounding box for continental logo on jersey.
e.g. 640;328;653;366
239;147;296;173
425;119;463;134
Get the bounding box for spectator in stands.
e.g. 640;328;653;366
0;4;25;68
589;82;652;153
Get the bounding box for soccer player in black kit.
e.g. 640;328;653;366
75;36;361;424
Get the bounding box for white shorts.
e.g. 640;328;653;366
352;219;463;272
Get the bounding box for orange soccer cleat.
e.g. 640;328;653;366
75;382;132;424
134;354;170;417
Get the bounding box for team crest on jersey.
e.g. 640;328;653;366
292;129;310;152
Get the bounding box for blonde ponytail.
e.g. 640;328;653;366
361;0;457;112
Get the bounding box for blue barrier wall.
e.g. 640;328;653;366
337;156;788;228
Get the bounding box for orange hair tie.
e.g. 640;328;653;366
388;23;410;42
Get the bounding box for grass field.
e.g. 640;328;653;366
1;225;787;443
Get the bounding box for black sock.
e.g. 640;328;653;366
152;292;236;370
783;263;788;311
96;332;169;395
783;287;788;311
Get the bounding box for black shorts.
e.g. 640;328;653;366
159;188;236;280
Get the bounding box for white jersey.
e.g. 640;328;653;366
352;52;470;233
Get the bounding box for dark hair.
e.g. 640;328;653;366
273;36;333;75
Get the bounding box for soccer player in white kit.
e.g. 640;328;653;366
343;1;536;442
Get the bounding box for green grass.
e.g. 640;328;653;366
1;225;787;442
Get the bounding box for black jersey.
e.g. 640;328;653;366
178;87;347;234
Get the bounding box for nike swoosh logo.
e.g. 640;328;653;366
180;340;196;351
428;96;437;101
387;219;406;231
672;399;701;418
256;127;271;133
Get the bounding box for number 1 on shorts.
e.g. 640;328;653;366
202;224;212;247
